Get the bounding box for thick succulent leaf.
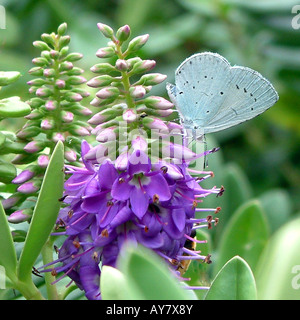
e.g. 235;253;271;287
0;201;17;280
214;200;269;275
0;96;31;118
17;141;64;281
256;217;300;300
117;243;192;300
205;256;257;300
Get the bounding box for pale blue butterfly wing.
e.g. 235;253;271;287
167;52;279;134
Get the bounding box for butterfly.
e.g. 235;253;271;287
166;52;279;136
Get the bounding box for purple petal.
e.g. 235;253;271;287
111;174;132;201
143;174;171;201
128;149;151;175
81;191;110;213
110;204;133;229
98;160;118;190
130;187;149;219
136;232;164;249
172;208;186;232
79;265;101;300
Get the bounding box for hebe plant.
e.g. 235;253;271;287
0;22;227;301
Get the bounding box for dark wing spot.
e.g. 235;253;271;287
220;92;223;95
251;107;254;111
250;93;253;96
206;110;210;113
179;91;183;95
204;76;207;78
236;85;239;89
193;86;195;89
244;88;247;93
254;98;257;102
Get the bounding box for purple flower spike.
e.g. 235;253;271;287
41;140;221;300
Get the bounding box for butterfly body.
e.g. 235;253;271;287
167;52;279;135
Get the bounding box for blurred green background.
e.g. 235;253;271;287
1;0;300;299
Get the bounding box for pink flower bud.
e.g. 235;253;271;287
36;87;52;97
96;87;119;99
65;149;77;162
45;100;57;111
37;155;49;168
130;85;146;99
41;119;54;130
24;141;44;153
62;111;74;123
96;127;117;142
142;117;169;131
55;79;66;88
17;181;40;194
96;47;115;58
12;169;35;184
123;109;137;123
144;96;174;110
52;133;65;143
8;209;33;223
115;59;128;71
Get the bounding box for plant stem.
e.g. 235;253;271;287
41;237;60;300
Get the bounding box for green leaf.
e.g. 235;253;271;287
0;132;6;147
0;96;31;118
0;71;21;86
259;189;292;233
256;217;300;300
101;266;131;300
223;163;253;216
205;256;257;300
214;200;269;276
0;160;16;183
17;141;64;282
118;243;192;300
0;201;17;280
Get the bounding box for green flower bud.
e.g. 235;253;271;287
28;67;44;76
32;57;49;67
33;40;51;51
16;125;41;139
87;75;115;88
64;92;83;102
66;75;87;85
126;34;149;53
27;78;47;86
96;47;115;58
116;25;131;42
57;22;67;36
90;63;116;74
60;46;69;57
135;73;167;86
28;97;44;108
41;33;55;46
59;61;73;72
96;86;120;99
64;52;83;62
58;35;71;49
66;67;84;75
97;23;114;39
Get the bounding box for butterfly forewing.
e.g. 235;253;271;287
172;53;233;128
167;52;279;134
